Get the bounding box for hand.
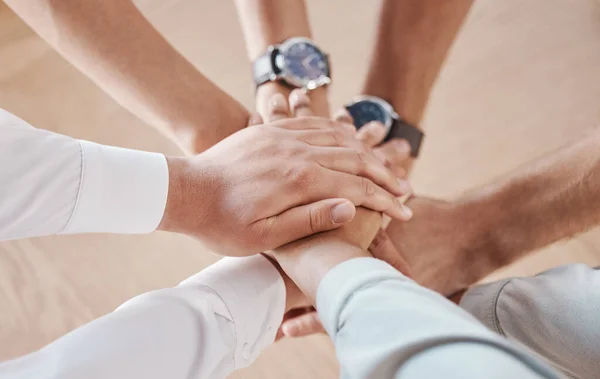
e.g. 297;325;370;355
377;196;491;296
275;90;413;338
159;110;412;256
256;82;330;121
332;107;414;179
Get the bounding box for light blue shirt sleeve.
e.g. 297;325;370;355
316;257;561;379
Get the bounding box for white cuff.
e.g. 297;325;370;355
60;141;169;235
179;255;286;369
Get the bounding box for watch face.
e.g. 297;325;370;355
346;100;392;130
282;41;329;84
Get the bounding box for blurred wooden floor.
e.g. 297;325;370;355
1;0;600;377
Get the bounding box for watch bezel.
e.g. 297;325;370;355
277;37;331;90
346;95;398;133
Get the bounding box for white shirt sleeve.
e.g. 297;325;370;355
0;108;168;240
0;255;286;379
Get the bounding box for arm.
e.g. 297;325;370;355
0;108;407;254
233;0;330;118
0;255;300;379
385;127;600;295
362;0;473;127
4;0;249;153
271;224;558;378
0;108;168;240
461;264;600;379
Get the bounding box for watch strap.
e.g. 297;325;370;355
385;120;424;158
252;48;280;87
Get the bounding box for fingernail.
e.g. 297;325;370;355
364;122;386;135
330;201;356;224
395;140;411;153
281;323;297;336
248;113;263;126
400;204;413;220
269;93;286;109
397;179;412;195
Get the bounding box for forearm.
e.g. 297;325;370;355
461;264;600;379
318;259;556;379
0;256;289;379
233;0;329;117
0;109;168;240
271;209;380;302
6;0;249;152
460;128;600;276
362;0;473;126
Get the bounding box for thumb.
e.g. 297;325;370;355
253;199;356;249
281;311;325;338
369;229;413;277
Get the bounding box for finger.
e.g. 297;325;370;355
374;139;411;166
323;171;413;221
369;229;413;277
247;112;263;127
312;146;409;196
281;311;325;337
333;108;354;125
256;82;291;121
355;121;388;148
264;93;291;122
251;199;357;249
333;108;358;135
273;117;353;134
289;89;315;118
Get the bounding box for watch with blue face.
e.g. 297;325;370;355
252;37;331;90
345;95;424;157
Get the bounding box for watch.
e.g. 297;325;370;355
345;95;424;157
252;37;331;91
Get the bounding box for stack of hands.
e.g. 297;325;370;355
159;86;480;341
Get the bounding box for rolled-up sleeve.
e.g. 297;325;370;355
0;255;286;379
0;108;168;240
317;257;560;379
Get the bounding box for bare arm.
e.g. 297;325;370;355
233;0;329;118
467;127;600;270
5;0;249;153
385;127;600;295
362;0;473;127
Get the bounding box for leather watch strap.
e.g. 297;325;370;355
252;48;279;87
385;120;424;158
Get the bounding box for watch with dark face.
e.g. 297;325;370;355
252;37;331;91
345;95;424;157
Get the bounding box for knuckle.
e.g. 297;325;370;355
286;163;317;187
330;128;347;146
309;206;327;233
361;177;377;197
370;230;389;251
354;151;369;175
252;218;275;245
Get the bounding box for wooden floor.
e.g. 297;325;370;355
1;0;600;377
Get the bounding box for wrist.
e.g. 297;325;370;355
172;95;250;154
454;193;506;283
261;253;306;312
272;237;370;302
158;156;210;235
157;156;187;233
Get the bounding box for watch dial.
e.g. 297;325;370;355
346;100;391;130
283;42;328;82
